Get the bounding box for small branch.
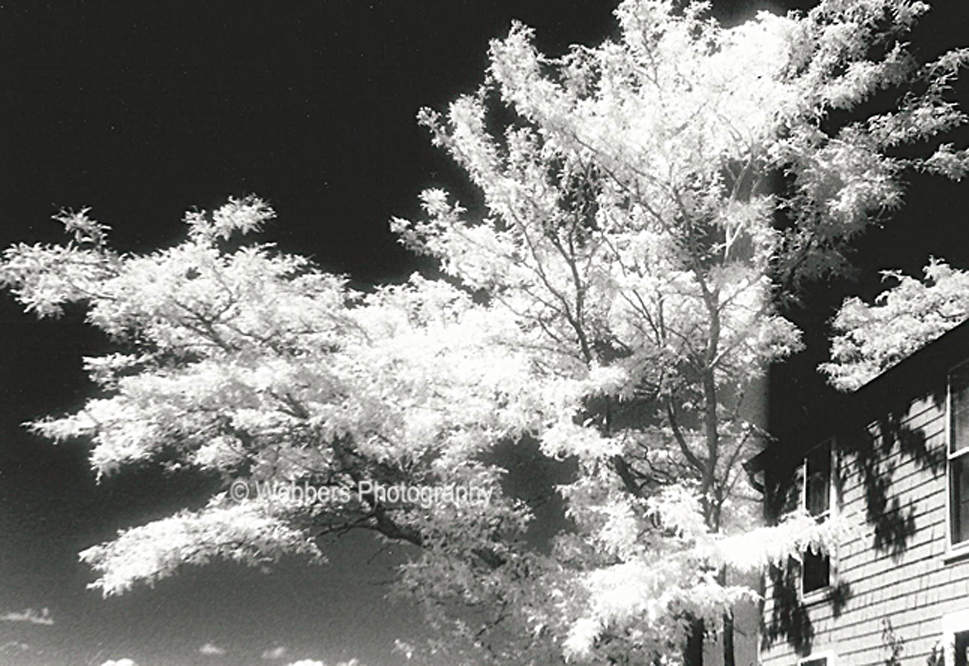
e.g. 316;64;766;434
665;398;705;473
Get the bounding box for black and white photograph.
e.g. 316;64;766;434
1;1;968;665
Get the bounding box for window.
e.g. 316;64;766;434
957;631;969;666
802;439;833;595
942;610;969;666
950;364;969;547
800;651;836;666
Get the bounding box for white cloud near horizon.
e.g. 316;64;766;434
0;641;30;653
100;660;139;666
262;646;289;660
199;642;227;655
0;607;54;626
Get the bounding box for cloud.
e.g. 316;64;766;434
199;642;227;655
262;646;289;660
100;660;139;666
285;661;325;666
0;608;54;626
0;641;30;653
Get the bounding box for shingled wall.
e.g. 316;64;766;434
761;386;969;666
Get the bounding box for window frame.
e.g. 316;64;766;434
948;361;969;557
800;437;837;601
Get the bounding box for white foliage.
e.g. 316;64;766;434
823;259;969;390
79;497;322;596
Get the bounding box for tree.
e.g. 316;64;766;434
822;259;969;391
393;0;966;661
2;1;966;664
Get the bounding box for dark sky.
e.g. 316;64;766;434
0;2;967;665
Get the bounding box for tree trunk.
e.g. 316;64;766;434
723;610;735;666
716;566;736;666
684;615;705;666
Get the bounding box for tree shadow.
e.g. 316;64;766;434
762;556;854;655
762;561;813;656
829;579;853;618
842;398;944;561
762;388;945;651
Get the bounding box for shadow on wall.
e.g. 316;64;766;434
761;388;945;655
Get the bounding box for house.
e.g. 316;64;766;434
747;318;969;666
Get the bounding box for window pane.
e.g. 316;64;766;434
806;442;831;518
952;365;969;454
802;550;830;594
952;456;969;545
778;463;803;516
956;631;969;666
